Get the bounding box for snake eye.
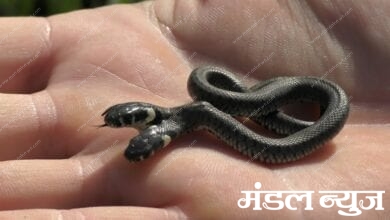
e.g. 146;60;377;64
102;103;156;129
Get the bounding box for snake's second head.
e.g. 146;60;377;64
101;102;157;130
125;126;172;162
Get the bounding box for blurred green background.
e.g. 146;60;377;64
0;0;145;16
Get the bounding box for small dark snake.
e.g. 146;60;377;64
101;66;349;164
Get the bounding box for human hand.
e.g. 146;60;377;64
0;0;389;219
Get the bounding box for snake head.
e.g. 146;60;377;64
125;126;171;162
101;102;157;130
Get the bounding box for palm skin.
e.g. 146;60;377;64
0;0;389;219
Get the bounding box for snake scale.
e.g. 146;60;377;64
101;66;349;164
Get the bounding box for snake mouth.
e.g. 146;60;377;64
101;106;112;116
97;123;108;127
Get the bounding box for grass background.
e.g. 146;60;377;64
0;0;145;16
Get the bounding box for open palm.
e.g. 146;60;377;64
0;1;389;219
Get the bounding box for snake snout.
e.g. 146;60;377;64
102;111;123;128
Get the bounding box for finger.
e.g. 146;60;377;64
0;156;119;210
0;87;126;161
0;141;181;211
0;91;82;161
0;17;51;93
0;136;187;211
0;207;186;220
0;93;48;160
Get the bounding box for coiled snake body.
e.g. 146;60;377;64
102;66;349;164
